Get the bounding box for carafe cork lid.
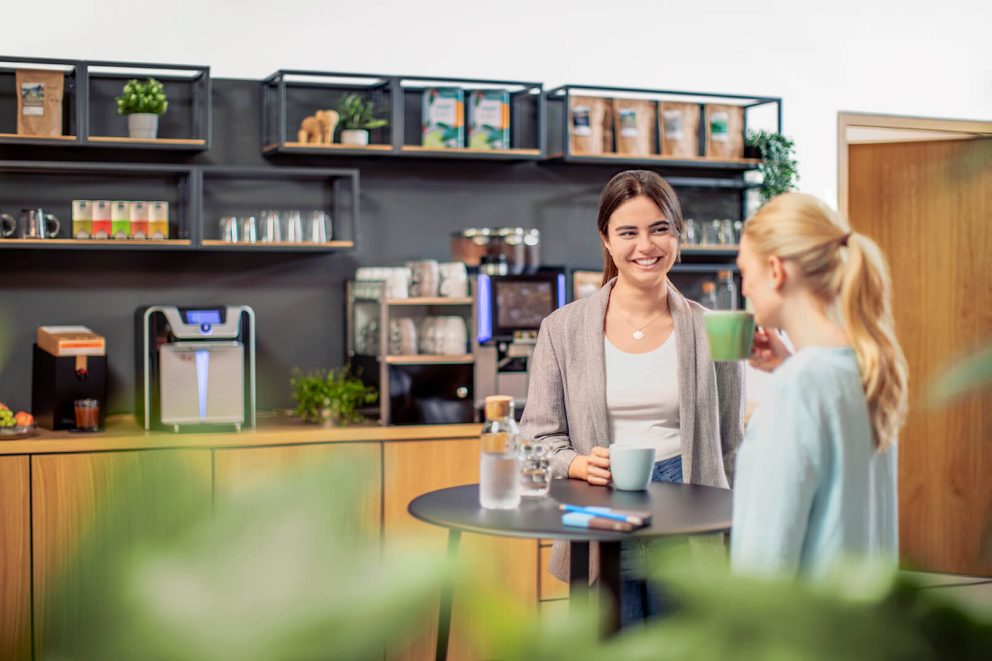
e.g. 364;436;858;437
484;395;513;421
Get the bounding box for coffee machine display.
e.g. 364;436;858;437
474;269;566;411
136;305;256;432
32;326;108;431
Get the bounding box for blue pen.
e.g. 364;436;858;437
558;504;645;526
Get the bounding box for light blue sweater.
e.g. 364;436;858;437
731;347;898;580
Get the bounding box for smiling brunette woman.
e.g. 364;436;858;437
521;170;745;625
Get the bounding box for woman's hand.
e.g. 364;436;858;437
568;446;611;486
749;327;792;372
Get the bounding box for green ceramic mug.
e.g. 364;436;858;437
704;311;756;361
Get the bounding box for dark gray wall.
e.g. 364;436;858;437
0;78;739;414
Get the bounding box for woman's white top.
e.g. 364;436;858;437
604;334;681;462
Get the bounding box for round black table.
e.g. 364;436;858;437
408;478;732;660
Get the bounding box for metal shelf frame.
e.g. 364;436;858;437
0;55;211;150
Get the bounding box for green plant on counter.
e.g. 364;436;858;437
336;93;388;131
746;129;799;202
115;78;168;115
290;366;377;426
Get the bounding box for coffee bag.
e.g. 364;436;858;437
705;104;744;159
16;69;65;137
613;98;656;156
569;95;611;155
659;102;700;158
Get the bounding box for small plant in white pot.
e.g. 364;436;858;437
336;93;387;146
116;78;168;139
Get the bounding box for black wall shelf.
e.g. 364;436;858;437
0;57;210;151
0;161;358;252
261;70;545;161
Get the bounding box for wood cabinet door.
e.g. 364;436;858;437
0;456;31;661
32;449;213;657
383;438;538;661
213;442;382;540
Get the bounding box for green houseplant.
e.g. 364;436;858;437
336;93;387;146
746;129;799;202
290;367;377;426
115;78;168;140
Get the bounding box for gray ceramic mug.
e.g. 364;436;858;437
0;212;15;238
610;446;655;491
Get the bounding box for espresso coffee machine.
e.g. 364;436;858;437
136;305;256;432
473;269;566;415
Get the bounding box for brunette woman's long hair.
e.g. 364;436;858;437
743;192;909;452
597;170;684;286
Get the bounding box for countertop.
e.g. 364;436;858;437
0;414;483;456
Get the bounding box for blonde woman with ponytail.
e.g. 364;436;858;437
730;192;908;579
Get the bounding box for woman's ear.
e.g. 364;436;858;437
768;255;786;291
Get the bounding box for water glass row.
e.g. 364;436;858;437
218;210;333;244
683;218;742;247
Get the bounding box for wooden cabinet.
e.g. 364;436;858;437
213;442;382;539
383;438;538;661
31;449;212;657
0;456;31;661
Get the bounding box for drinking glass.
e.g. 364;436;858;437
259;210;282;243
219;216;239;243
519;437;550;496
74;399;100;431
238;216;257;244
283;211;303;243
306;210;332;243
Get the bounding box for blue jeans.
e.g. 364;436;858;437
619;455;683;627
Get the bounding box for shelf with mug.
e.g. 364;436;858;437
197;165;359;251
0;160;195;248
544;84;781;174
384;354;475;365
0;56;84;146
82;60;210;150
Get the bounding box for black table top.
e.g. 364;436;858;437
408;479;733;543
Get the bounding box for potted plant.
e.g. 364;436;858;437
290;367;377;426
745;129;799;202
336;93;387;146
115;78;168;140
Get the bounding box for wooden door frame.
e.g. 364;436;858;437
837;112;992;217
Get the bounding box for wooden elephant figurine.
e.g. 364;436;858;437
297;109;340;144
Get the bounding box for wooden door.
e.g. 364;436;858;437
847;136;992;575
32;449;213;657
383;437;538;661
0;456;31;661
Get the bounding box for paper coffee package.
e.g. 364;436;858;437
16;69;65;137
705;104;744;159
467;89;510;150
659;102;701;158
612;98;656;156
422;88;464;148
569;95;611;155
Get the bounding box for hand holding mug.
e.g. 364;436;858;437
569;445;611;486
748;327;792;372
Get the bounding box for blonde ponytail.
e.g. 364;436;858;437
743;193;908;451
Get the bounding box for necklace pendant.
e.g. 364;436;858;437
632;330;645;340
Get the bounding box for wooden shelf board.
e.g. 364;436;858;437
0;238;190;246
268;142;393;152
86;136;207;145
0;133;78;141
199;240;354;248
399;146;542;156
564;152;760;165
681;244;739;252
385;354;474;365
386;297;473;306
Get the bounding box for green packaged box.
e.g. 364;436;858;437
422;88;464;148
468;89;510;150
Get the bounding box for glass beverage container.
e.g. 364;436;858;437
148;201;169;239
72;200;92;239
111;201;130;240
479;395;521;509
91;200;112;239
130;201;149;239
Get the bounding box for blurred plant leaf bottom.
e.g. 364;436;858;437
41;458;991;660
